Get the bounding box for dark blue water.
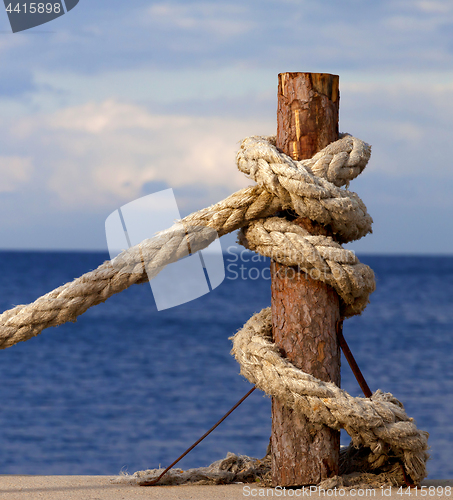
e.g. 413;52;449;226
0;251;452;478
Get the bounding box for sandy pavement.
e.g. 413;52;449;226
0;476;452;500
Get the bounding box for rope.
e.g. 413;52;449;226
0;134;429;484
231;309;429;484
237;135;373;243
238;217;375;317
0;186;280;349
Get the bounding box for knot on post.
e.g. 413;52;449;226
237;135;373;243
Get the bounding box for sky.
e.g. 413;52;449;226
0;0;452;253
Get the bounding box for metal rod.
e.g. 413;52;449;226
140;386;256;486
143;324;411;487
337;323;416;487
400;463;416;488
336;321;372;398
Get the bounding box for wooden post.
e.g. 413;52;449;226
271;73;341;486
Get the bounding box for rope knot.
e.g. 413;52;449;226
236;134;375;316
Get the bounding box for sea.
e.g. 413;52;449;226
0;250;452;479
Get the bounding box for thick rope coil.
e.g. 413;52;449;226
0;134;429;483
304;134;372;187
230;308;429;484
238;217;375;317
237;135;373;243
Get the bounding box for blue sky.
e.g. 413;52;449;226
0;0;452;253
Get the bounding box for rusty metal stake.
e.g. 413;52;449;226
141;386;256;486
336;321;372;398
142;323;411;487
336;322;415;487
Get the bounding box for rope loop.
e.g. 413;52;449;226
238;217;375;317
237;135;373;243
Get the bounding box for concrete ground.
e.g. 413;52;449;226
0;476;452;500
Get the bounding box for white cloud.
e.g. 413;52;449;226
5;100;273;210
48;100;169;133
145;2;253;38
383;14;452;33
3;74;453;213
1;0;453;252
0;156;33;193
416;1;453;14
0;77;451;252
29;67;275;111
0;33;28;55
340;78;453;177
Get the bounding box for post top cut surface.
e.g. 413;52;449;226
278;72;339;103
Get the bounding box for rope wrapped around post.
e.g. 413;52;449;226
0;134;429;483
230;308;429;484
